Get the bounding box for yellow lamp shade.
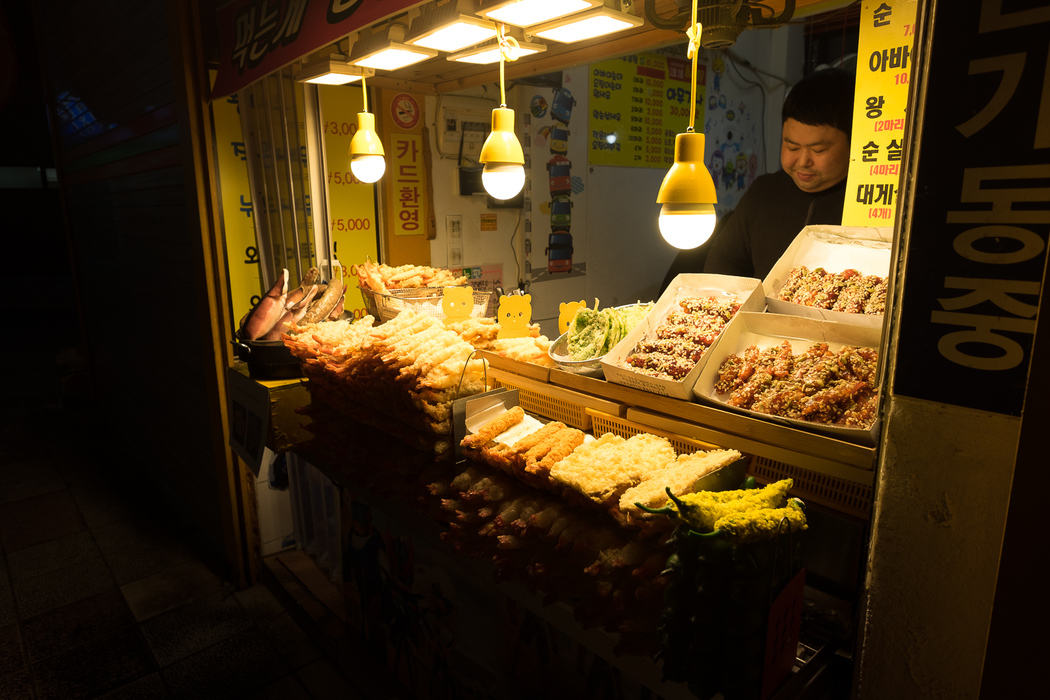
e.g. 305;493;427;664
480;107;525;200
349;112;386;183
657;132;718;249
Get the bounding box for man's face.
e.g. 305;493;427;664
780;118;850;193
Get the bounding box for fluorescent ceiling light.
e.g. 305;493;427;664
407;1;496;52
293;54;366;85
408;18;495;51
478;0;600;28
349;25;439;71
353;46;438;70
448;40;546;64
530;6;643;43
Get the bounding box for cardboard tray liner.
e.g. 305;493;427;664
601;274;764;400
693;312;883;446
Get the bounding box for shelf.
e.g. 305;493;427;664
549;368;877;472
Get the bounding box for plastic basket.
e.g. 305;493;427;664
748;455;874;520
491;376;592;430
359;286;494;323
587;409;725;456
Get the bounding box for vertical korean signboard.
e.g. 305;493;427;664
380;89;432;267
210;77;263;325
588;53;705;168
842;0;918;227
893;2;1050;416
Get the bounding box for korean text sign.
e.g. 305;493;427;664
212;0;420;99
893;1;1050;415
842;0;919;227
210;76;263;325
588;53;705;168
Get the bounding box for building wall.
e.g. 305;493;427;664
857;399;1017;696
31;0;240;579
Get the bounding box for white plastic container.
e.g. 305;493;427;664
763;225;892;331
601;274;765;400
693;312;883;446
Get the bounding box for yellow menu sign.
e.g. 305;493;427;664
589;52;706;168
210;75;262;325
842;0;919;226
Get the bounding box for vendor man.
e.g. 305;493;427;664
702;68;855;279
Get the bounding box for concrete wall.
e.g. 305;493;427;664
857;397;1017;697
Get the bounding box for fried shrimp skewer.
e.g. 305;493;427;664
461;406;526;450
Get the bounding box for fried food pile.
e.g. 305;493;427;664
620;295;741;381
358;259;467;292
430;463;671;653
491;336;556;367
778;265;887;314
715;340;879;427
284;310;489;457
442;407;742;652
565;303;652;361
459;407;741;534
446;318;554;367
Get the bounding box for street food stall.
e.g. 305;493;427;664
211;1;1048;698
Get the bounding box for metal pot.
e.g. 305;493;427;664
232;339;302;379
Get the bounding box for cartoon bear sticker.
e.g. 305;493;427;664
442;286;474;326
497;294;532;339
558;300;586;335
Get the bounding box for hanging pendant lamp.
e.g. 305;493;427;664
656;0;717;249
479;23;526;200
349;73;386;183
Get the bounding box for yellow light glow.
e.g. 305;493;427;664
533;14;630;42
480;0;597;28
532;13;640;43
302;73;362;85
410;21;495;52
448;42;544;64
659;205;717;249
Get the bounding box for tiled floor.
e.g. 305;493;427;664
0;355;375;698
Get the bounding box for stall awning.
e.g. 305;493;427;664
211;0;424;99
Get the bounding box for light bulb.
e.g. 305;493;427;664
658;202;717;249
349;112;385;183
482;163;526;200
656;131;717;249
351;154;386;183
479;107;525;200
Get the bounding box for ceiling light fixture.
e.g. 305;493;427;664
656;0;717;249
406;0;497;52
479;24;526;200
349;24;439;71
349;72;386;183
447;24;546;64
293;53;365;85
477;0;601;28
530;1;643;43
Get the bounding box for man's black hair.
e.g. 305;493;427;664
782;67;855;135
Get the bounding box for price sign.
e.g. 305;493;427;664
588;53;705;168
842;0;919;226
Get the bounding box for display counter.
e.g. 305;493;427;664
235;344;862;699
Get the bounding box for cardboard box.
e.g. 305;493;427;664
601;274;764;400
693;312;882;446
764;225;892;331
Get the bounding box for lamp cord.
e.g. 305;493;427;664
361;73;369;112
686;0;702;132
496;23;519;108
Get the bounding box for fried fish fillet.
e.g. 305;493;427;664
460;406;526;450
